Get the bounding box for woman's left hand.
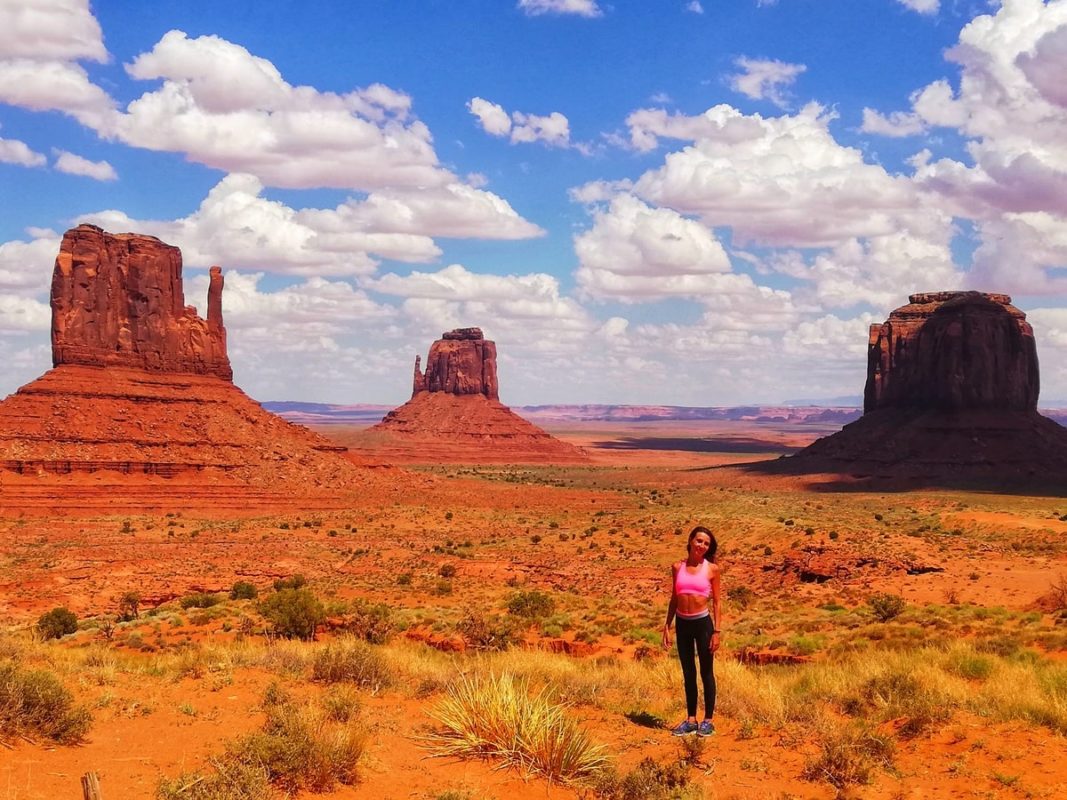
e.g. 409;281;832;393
711;631;721;652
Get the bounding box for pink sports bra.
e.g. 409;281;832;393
674;559;711;598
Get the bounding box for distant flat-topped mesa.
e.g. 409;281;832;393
760;291;1067;484
347;328;588;465
51;224;231;380
865;291;1038;414
412;327;499;400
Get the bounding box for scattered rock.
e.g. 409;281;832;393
405;626;467;653
735;647;814;666
539;637;597;657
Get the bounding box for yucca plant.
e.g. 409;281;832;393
425;672;608;784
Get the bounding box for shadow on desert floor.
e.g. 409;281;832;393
705;458;1067;497
589;436;800;454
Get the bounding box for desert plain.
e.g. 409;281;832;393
1;416;1066;800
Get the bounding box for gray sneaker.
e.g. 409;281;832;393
697;720;716;737
671;720;698;736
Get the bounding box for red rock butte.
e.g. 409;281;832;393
777;291;1067;482
0;225;385;513
351;328;589;464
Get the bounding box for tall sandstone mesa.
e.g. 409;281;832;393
412;327;499;400
51;224;231;379
778;291;1067;482
864;291;1038;414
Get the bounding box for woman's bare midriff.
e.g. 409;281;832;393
676;594;708;617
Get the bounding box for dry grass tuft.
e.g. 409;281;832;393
426;672;609;784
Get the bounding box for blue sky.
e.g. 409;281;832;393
2;0;1067;406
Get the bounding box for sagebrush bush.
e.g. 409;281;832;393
456;610;518;651
803;724;895;789
156;758;271;800
273;575;307;591
230;581;258;601
0;663;91;743
157;689;365;797
593;756;696;800
259;588;325;640
507;590;556;620
311;638;391;691
340;600;395;644
36;607;78;640
230;706;364;793
868;594;906;622
181;592;223;610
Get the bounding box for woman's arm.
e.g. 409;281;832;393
662;564;678;649
711;563;723;651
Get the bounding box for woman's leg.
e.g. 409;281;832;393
694;616;716;718
676;617;698;718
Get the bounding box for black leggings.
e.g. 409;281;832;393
676;615;716;718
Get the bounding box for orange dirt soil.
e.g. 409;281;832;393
1;419;1066;799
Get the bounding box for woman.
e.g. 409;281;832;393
662;525;722;736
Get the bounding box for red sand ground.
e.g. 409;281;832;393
1;418;1066;799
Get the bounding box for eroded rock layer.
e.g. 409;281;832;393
773;291;1067;482
355;329;587;464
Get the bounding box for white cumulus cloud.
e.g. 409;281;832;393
518;0;603;18
574;195;732;301
0;135;45;167
468;97;512;136
860;108;926;137
468;96;584;151
53;150;117;181
728;56;807;108
0;0;106;62
896;0;939;14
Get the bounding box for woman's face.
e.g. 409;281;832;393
689;532;711;559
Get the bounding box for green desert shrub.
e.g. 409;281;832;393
228;705;364;793
259;588;325;640
157;691;364;798
456;610;519;651
156;759;272;800
230;581;258;601
36;607;78;640
180;592;223;610
868;593;906;622
340;600;395;645
507;590;556;620
272;574;307;591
